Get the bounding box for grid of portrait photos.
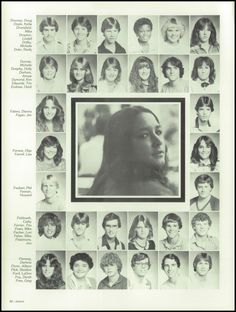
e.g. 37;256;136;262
36;15;220;290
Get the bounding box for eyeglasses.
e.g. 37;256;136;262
134;262;149;267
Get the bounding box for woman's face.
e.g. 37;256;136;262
103;26;119;44
197;106;212;122
42;64;57;80
105;65;119;82
73;24;89;41
165;62;180;82
42;180;58;199
73;260;90;279
165;221;180;239
103;263;119;277
199;25;211;43
197;62;210;81
73;222;87;237
43;99;57;121
42;259;54;279
131;112;166;169
166;25;181;44
73;63;86;82
137;24;152;43
135;221;150;240
138;63;151;81
197;139;211;160
43;221;56;238
196;260;210;276
44;145;57;160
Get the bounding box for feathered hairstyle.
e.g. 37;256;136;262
38;213;61;238
128;214;153;241
36;135;63;166
191;17;219;47
100;57;121;84
191;56;216;84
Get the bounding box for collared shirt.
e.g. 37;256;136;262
68;231;95;250
159;235;187;251
67;39;96;54
98;274;127;289
190;234;219;251
67;273;96;289
190;44;220;54
37;39;65;54
97;235;125;250
98;40;126;54
191;79;219;93
190;160;220;173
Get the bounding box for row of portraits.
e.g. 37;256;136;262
36;54;220;94
36;250;219;289
36;15;220;55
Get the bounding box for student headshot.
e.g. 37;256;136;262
190;134;219;172
98;212;126;250
160;253;189;289
36;173;65;211
36;212;65;250
190;16;220;54
129;16;158;53
190;174;219;211
160;16;189;54
67;252;96;289
36;252;65;289
87;105;178;196
36;134;66;171
128;252;152;289
37;16;65;54
36;95;65;132
190;212;219;251
67;15;97;54
191;56;219;93
159;213;188;251
161;56;189;93
98;16;127;53
68;212;96;250
67;56;97;93
191;95;220;133
98;252;128;289
129;56;158;93
37;55;66;93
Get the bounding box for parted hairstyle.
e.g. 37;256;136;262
100;252;123;273
131;252;151;268
71;212;90;228
100;57;122;84
69;57;94;84
41;174;59;191
193;252;212;271
38;212;62;238
69;252;94;270
133;17;153;35
162;213;183;229
36;135;63;166
191;56;216;84
71;16;92;34
39;17;59;33
39;56;58;78
129;56;158;92
101;17;120;33
102;213;121;229
36;95;65;132
191;17;219;47
129;214;153;241
191;212;212;228
161;57;185;78
161;17;185;42
161;253;181;270
194;96;214;129
194;174;214;189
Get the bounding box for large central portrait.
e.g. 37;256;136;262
71;98;185;202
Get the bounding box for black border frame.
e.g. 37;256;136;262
71;98;185;202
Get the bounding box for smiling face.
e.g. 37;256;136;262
163;258;179;279
197;62;210;81
105;65;119;82
138;63;151;81
42;180;58;199
165;221;180;239
165;62;180;82
198;140;211;160
73;63;86;82
103;26;119;44
42;259;54;279
42;26;56;43
135;221;150;240
73;24;89;41
166;25;181;44
43;99;57;121
133;258;150;277
42;64;57;80
194;220;210;237
44;145;57;160
131;112;166;169
197;182;212;198
199;25;211;43
73;222;87;237
104;219;119;240
103;263;119;277
196;259;210;276
197;106;212;122
43;221;56;238
137;24;152;43
73;260;90;279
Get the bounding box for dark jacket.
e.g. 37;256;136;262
190;195;219;211
98;40;126;53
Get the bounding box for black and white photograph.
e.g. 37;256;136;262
72;99;184;201
190;212;219;251
189;251;219;288
159;16;189;54
67;211;97;250
160;54;189;93
36;93;66;133
36;251;66;289
190;15;220;54
190;172;220;211
190;94;220;133
36;15;66;54
158;212;189;251
128;16;159;54
36;133;66;171
158;251;189;289
67;54;97;93
190;55;220;93
97;55;128;93
36;211;66;250
36;55;66;93
67;15;97;54
66;251;97;289
128;55;159;93
97;212;127;250
190;133;220;172
97;15;128;54
97;251;128;289
127;251;158;289
36;172;66;211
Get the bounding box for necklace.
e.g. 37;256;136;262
134;239;148;249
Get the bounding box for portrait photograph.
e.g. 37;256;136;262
71;98;185;202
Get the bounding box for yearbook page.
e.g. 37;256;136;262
2;1;234;310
